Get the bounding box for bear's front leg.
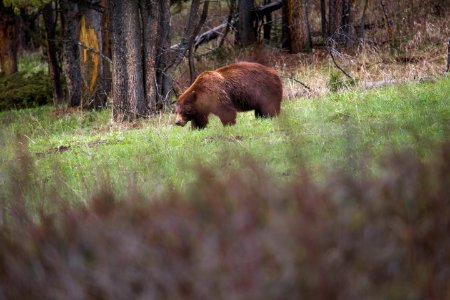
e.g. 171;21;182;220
191;115;209;129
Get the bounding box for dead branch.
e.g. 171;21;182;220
283;76;312;91
252;0;283;19
167;0;203;71
326;38;353;80
361;80;397;89
194;22;228;50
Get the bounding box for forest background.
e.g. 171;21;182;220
0;0;449;298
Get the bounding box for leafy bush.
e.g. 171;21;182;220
0;140;449;299
0;72;52;111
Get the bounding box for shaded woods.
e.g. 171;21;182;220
1;0;449;115
1;140;449;299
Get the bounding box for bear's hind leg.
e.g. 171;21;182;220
255;103;280;118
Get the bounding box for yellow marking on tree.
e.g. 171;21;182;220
79;15;99;93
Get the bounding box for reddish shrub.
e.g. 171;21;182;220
0;142;449;299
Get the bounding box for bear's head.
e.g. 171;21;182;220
175;90;197;127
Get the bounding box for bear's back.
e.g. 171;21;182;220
215;62;282;111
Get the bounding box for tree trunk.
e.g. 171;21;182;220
380;0;393;47
0;4;18;75
110;0;147;121
263;0;272;42
123;1;146;117
109;0;127;121
281;0;290;49
236;0;256;47
101;0;111;97
341;0;356;48
78;0;107;109
140;0;171;113
358;0;369;40
320;0;327;39
328;0;343;37
60;0;82;107
42;2;64;106
303;0;312;50
283;0;310;53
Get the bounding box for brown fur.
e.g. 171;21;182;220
175;62;283;129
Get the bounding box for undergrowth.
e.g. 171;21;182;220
0;72;52;111
0;137;448;299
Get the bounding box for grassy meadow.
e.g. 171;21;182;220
1;76;449;204
1;76;449;299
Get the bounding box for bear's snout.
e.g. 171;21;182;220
175;114;187;126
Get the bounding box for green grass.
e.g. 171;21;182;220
1;77;449;203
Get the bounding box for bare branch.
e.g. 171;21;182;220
284;76;311;91
194;22;228;50
77;41;112;64
326;38;353;80
252;0;282;20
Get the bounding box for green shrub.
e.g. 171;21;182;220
0;72;52;110
327;70;359;92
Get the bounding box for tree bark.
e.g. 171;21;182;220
380;0;393;47
341;0;356;48
109;0;128;121
303;0;312;50
358;0;369;40
101;0;111;97
263;0;272;42
110;0;147;121
236;0;256;47
283;0;310;53
141;0;171;112
320;0;327;39
0;3;18;75
78;0;107;109
328;0;343;37
124;1;146;117
281;0;290;49
60;0;82;107
42;2;64;106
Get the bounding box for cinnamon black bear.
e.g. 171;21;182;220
175;61;283;129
